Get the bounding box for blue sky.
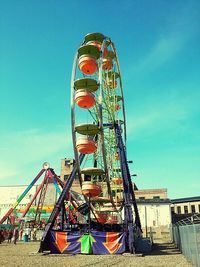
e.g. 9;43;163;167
0;0;200;198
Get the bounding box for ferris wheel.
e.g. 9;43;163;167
39;33;141;254
71;33;128;224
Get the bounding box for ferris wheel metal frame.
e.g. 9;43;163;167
70;33;128;219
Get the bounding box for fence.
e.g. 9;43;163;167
171;214;200;267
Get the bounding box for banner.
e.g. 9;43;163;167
50;231;81;254
50;230;126;254
91;231;126;254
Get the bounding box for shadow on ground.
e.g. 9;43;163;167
147;242;181;256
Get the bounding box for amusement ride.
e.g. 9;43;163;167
39;32;142;254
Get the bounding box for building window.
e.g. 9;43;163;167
177;206;181;214
171;207;174;213
184;205;188;214
139;197;145;200
153;196;160;199
191;205;196;213
198;204;200;213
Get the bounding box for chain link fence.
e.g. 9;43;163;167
171;214;200;267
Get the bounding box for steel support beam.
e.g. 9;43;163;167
114;122;141;253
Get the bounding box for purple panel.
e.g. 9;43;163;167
91;231;126;254
50;231;81;254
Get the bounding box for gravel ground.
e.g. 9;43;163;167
0;241;192;267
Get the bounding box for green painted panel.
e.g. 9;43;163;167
78;45;100;59
79;234;94;254
109;95;122;102
105;50;115;59
81;167;105;175
74;78;99;92
75;123;100;135
84;32;105;44
107;71;119;79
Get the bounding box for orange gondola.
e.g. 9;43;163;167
76;137;97;154
78;54;98;75
82;181;102;197
75;90;96;109
102;58;113;70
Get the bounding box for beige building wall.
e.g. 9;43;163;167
135;188;167;200
137;202;171;228
171;201;200;214
135;189;171;240
121;200;172;241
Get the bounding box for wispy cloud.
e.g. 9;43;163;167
0;129;72;183
129;2;200;77
0;163;19;180
126;87;200;140
134;36;183;74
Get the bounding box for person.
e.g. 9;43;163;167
7;229;13;243
13;228;19;245
27;227;31;241
32;228;37;241
0;230;5;244
19;229;23;241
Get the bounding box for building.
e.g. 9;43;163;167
135;188;167;200
60;158;74;181
134;189;171;241
136;198;171;240
171;196;200;223
171;196;200;214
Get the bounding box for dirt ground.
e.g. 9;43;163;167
0;241;192;267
